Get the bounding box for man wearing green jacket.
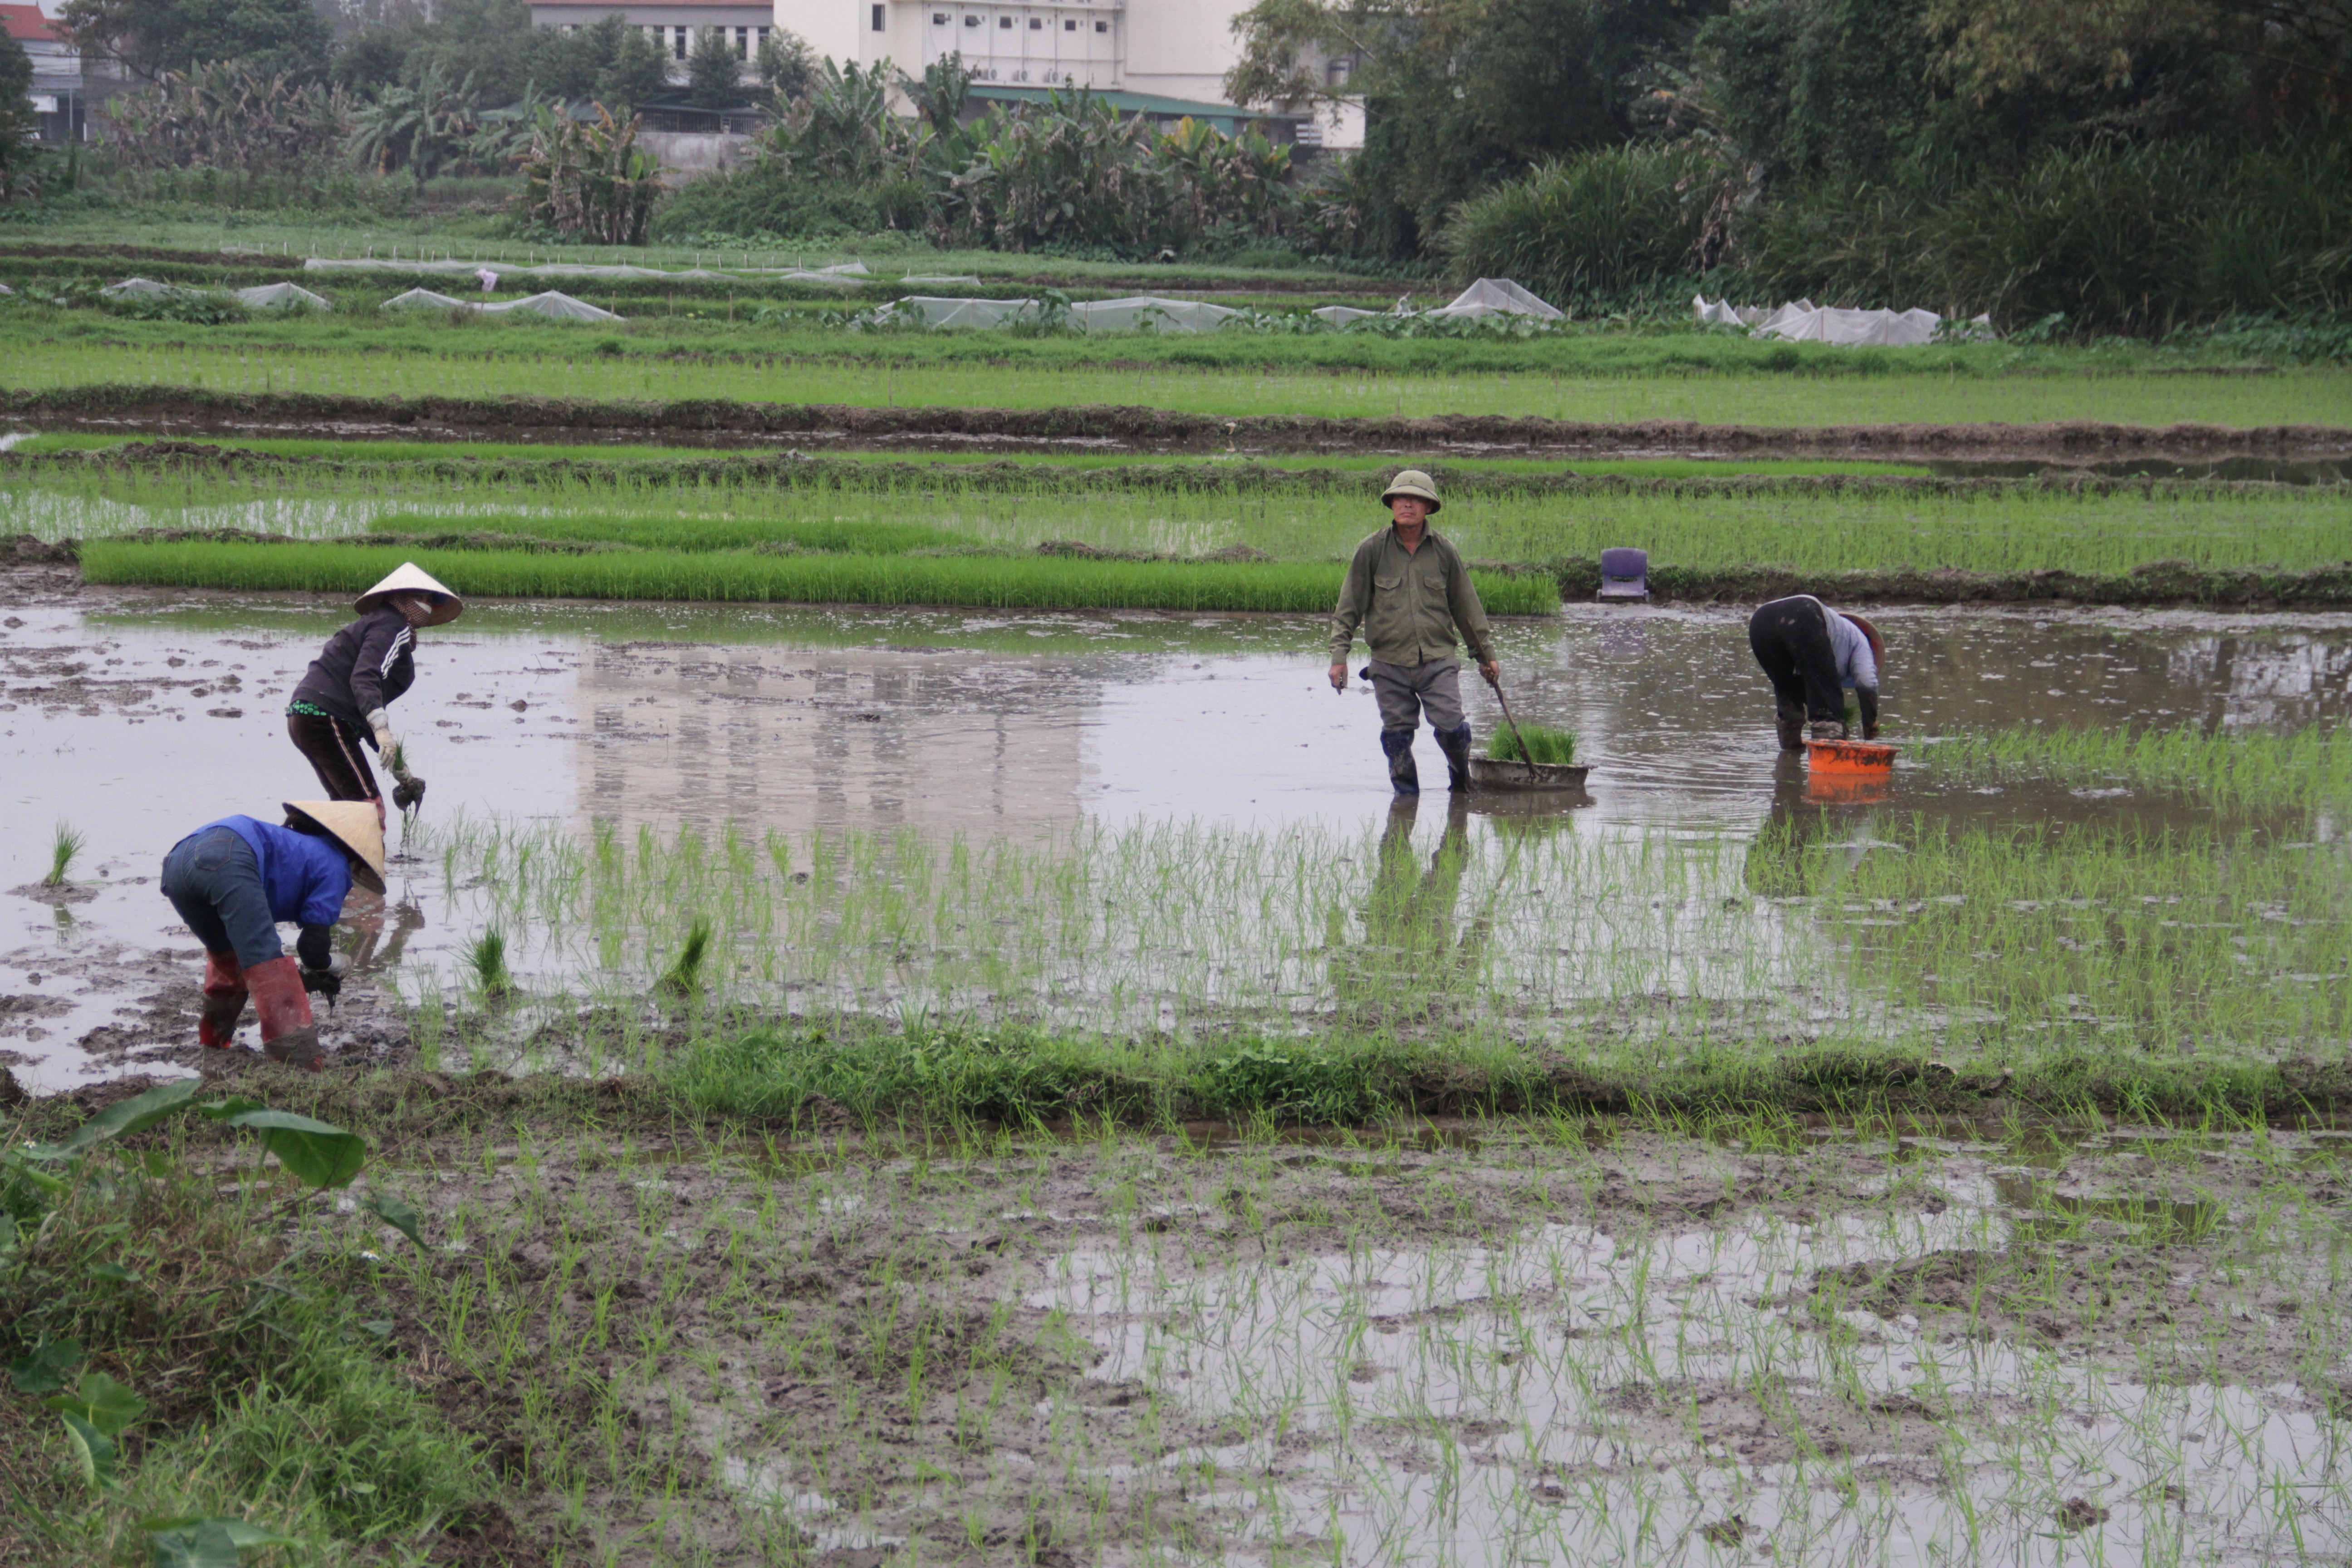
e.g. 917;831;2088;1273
1327;470;1499;795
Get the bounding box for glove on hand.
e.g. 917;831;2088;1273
301;967;343;1001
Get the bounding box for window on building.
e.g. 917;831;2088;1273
1063;17;1074;27
1028;15;1040;26
964;13;979;23
998;15;1011;25
734;25;748;57
672;25;688;58
872;4;885;29
1094;19;1107;30
1326;58;1354;87
934;11;947;21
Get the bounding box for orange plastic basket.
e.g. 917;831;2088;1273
1804;739;1898;773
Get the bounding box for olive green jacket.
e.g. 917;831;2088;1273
1328;526;1495;667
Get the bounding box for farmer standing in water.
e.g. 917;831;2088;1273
1747;594;1886;750
284;564;462;826
1328;470;1499;795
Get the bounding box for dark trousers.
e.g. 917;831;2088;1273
161;827;286;970
1748;597;1843;745
288;712;380;803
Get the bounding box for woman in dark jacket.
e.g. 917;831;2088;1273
284;563;463;824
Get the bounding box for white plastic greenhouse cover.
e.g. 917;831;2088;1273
1068;296;1241;333
479;290;625;322
890;296;1040;328
1426;278;1563;320
100;278;177;299
381;287;469;310
235;282;330;311
1694;295;1994;345
1310;305;1382;324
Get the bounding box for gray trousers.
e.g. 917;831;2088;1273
1367;658;1465;731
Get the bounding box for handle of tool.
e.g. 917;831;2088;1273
1484;668;1538;781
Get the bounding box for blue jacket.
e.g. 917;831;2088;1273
199;817;353;928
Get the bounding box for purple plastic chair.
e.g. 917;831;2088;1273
1597;547;1649;602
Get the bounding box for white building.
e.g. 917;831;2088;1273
776;0;1362;147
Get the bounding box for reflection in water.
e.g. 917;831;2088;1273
1330;797;1490;1027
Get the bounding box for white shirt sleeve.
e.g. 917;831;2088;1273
1837;615;1878;689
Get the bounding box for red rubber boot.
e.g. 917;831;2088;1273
200;950;248;1049
246;956;323;1071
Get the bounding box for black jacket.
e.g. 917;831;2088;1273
288;608;418;735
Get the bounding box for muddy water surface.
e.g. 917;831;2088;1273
3;565;2346;1087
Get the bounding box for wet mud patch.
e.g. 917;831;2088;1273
5;385;2347;459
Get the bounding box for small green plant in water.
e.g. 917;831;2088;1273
44;822;83;888
659;916;713;995
466;926;513;997
1486;724;1576;766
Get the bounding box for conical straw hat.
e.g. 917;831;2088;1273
283;800;387;894
355;562;464;626
1842;612;1888;674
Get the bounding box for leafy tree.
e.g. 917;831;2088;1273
756;28;818;100
686;24;746;108
56;0;333;83
597;22;673;111
0;32;42;202
1225;0;1719;259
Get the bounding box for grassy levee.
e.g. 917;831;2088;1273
5;335;2352;426
76;539;1564;614
0;1112;489;1565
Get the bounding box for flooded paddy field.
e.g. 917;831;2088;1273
3;565;2345;1098
4;559;2348;1566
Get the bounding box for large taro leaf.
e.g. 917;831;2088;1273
199;1103;367;1189
8;1337;82;1394
360;1190;424;1249
23;1078;205;1161
143;1518;296;1568
48;1370;148;1436
58;1410;116;1491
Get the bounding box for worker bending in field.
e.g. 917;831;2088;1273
160;801;385;1070
285;563;462;826
1747;594;1886;750
1328;470;1499;795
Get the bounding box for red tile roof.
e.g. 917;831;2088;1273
0;4;62;44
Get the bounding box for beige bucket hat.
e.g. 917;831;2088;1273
1381;469;1441;513
284;800;387;894
356;562;464;626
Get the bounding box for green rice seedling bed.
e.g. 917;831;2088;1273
78;539;1563;614
362;511;963;555
24;460;2346;578
5;333;2346;426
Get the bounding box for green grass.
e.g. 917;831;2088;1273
78;539;1563;614
1485;723;1577;765
5;330;2348;426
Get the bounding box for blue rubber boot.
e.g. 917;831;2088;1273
1379;727;1420;796
1434;722;1473;791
